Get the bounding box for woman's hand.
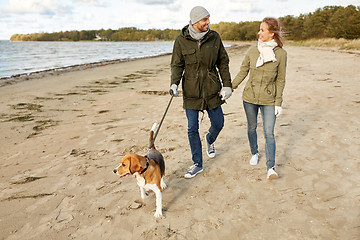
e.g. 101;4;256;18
275;106;282;117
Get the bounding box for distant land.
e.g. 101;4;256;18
10;5;360;42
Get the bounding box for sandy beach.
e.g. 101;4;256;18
0;43;359;239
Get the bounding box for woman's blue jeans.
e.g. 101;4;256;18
185;106;224;168
243;101;276;170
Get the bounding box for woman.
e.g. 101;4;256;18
232;17;287;180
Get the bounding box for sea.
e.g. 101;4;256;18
0;40;175;79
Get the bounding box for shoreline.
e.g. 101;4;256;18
3;41;357;88
0;42;244;87
2;41;358;88
0;53;172;87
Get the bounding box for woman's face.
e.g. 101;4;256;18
258;22;274;42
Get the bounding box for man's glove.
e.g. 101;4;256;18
169;84;179;97
219;87;232;101
275;106;282;117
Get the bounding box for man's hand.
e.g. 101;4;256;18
219;87;232;101
169;84;179;97
275;106;282;117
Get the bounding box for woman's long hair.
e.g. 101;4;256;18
262;17;283;48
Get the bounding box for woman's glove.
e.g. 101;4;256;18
169;84;179;97
275;106;282;117
219;87;232;101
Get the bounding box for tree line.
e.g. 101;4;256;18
10;28;180;42
10;5;360;42
212;5;360;40
280;5;360;40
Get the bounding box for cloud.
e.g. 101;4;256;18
337;0;360;5
73;0;108;7
228;0;263;13
3;0;72;15
127;0;175;5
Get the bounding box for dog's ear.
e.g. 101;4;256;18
129;155;142;174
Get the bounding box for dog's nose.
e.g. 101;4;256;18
113;169;117;174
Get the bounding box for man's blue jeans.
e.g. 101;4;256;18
243;101;276;170
185;106;224;168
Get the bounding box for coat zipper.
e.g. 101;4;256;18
198;40;206;110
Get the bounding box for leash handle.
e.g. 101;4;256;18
149;95;174;149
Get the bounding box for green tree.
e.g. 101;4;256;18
327;5;360;39
71;31;80;41
302;6;341;39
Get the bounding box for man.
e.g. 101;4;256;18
170;6;232;178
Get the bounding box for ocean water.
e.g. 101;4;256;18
0;40;174;79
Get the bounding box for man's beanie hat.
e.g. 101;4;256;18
190;6;210;24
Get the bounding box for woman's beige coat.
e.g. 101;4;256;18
232;45;287;106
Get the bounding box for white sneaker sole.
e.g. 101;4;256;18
184;169;203;179
267;173;278;180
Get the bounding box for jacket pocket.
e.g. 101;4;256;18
182;48;197;65
207;71;221;96
243;81;255;100
265;82;276;97
182;77;200;98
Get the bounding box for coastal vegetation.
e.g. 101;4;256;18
10;28;179;42
286;38;360;50
211;5;360;41
10;5;360;43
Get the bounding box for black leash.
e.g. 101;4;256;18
148;94;174;149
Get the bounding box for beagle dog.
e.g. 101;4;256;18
113;123;166;217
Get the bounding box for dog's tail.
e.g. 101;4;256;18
149;122;157;149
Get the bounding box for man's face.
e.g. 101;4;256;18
193;15;210;33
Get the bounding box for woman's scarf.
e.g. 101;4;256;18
188;21;209;41
256;39;278;67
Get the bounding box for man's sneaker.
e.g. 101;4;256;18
267;167;278;180
205;134;215;158
184;164;203;179
250;153;259;165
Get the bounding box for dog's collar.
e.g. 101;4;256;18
140;155;150;174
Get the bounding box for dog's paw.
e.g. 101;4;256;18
154;211;163;218
161;178;167;189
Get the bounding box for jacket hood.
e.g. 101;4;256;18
181;25;191;39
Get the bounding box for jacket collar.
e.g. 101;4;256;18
182;24;211;42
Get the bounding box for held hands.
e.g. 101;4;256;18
169;84;179;97
219;87;232;101
275;106;282;117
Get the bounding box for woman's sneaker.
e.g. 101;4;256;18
184;164;203;179
205;134;215;158
250;153;259;165
267;167;278;180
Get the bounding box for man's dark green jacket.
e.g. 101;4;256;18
171;25;232;110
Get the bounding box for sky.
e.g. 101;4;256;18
0;0;358;40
